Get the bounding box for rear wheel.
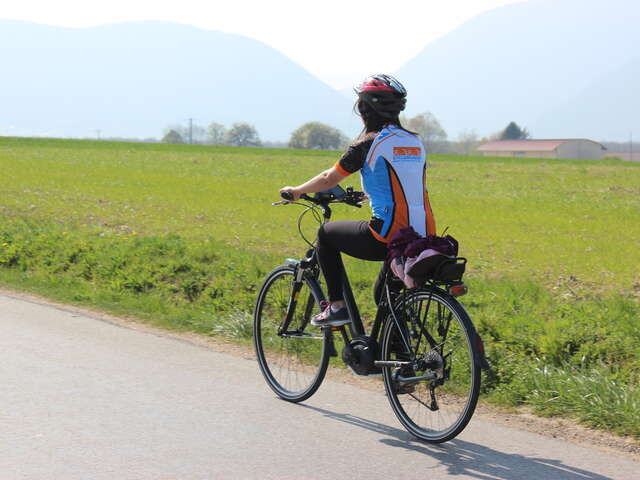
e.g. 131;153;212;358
253;265;329;402
381;288;481;443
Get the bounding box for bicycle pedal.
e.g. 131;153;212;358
325;325;344;332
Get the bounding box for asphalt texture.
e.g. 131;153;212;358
1;292;638;479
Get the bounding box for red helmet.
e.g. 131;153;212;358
354;74;407;119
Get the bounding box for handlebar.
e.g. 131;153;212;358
279;187;366;208
276;186;366;245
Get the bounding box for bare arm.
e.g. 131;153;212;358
280;166;347;200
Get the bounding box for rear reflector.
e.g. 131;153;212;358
448;284;468;296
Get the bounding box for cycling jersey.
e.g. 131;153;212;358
335;124;436;242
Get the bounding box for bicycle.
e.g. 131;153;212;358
253;185;490;443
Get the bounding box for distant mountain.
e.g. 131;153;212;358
395;0;640;140
533;57;640;140
0;20;360;140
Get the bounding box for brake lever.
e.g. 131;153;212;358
274;192;318;206
300;193;315;202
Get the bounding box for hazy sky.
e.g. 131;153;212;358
3;0;523;89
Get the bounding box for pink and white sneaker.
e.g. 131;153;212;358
311;301;351;327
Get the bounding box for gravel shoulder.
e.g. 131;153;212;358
2;286;638;461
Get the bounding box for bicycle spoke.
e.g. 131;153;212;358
414;290;434;354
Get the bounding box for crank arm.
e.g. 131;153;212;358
374;360;412;368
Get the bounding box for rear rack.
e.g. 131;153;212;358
433;257;467;284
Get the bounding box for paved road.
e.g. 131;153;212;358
1;292;638;479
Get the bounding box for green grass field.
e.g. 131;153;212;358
2;136;639;438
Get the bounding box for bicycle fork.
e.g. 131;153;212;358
277;262;306;336
278;260;339;357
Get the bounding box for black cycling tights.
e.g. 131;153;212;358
316;220;387;302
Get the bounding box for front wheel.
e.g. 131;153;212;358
253;265;329;402
381;288;481;443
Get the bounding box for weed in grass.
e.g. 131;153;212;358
212;311;254;340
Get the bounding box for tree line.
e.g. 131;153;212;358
162;122;262;147
162;120;350;150
161;117;532;155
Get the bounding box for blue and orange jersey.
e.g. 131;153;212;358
336;124;436;242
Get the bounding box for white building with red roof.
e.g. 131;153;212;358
477;139;606;159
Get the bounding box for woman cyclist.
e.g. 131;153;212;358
280;74;437;327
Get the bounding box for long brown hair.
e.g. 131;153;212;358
354;98;413;137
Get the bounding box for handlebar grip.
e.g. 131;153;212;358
281;191;294;201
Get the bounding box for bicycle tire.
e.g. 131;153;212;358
253;265;329;402
381;288;481;443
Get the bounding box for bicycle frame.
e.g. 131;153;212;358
285;248;488;384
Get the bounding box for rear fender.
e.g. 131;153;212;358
474;333;491;370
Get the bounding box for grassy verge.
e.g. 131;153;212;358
490;361;640;437
1;136;639;439
0;218;272;332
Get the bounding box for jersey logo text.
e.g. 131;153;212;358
393;146;421;161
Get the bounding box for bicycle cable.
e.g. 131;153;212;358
297;204;323;248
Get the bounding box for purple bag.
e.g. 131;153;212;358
388;226;458;259
387;227;460;286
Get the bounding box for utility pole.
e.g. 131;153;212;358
631;131;633;161
188;118;193;145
